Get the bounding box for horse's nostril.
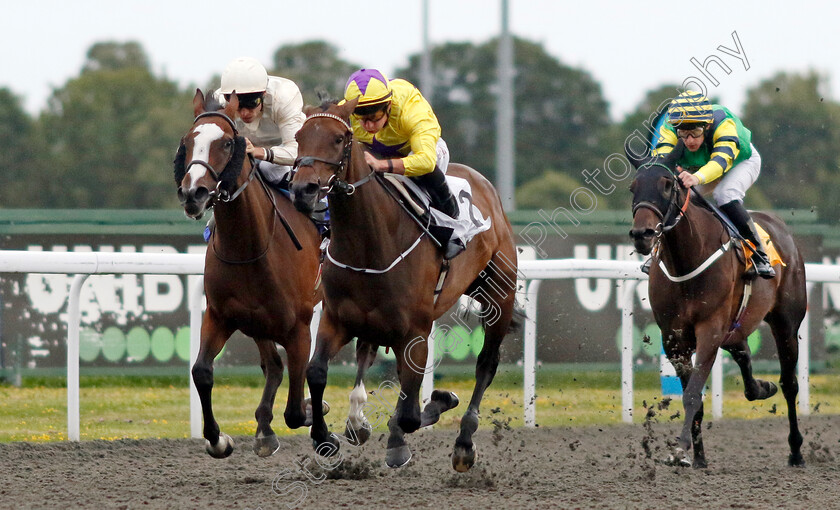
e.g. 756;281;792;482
305;182;320;195
177;188;187;203
194;187;209;202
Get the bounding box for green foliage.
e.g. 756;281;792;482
272;41;361;106
398;37;611;186
6;39;840;215
39;42;193;208
742;71;840;219
0;88;42;207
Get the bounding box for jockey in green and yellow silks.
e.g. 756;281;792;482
652;90;775;279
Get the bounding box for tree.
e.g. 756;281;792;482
741;71;840;219
271;41;361;105
397;37;611;192
39;42;193;208
0;88;42;207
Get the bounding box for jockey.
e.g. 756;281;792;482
213;57;305;192
343;68;463;258
653;90;775;279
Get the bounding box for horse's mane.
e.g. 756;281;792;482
204;89;224;112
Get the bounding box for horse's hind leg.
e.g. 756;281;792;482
191;310;235;458
453;290;515;472
724;340;778;401
766;311;805;466
252;340;284;457
384;331;429;468
344;339;377;446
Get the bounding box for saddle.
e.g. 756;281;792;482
378;173;492;257
739;222;784;274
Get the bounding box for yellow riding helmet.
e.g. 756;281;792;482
344;69;392;107
667;90;713;126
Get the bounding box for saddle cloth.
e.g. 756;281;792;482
383;174;492;246
742;222;785;270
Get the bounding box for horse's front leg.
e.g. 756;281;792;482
191;309;235;458
676;335;721;469
307;314;349;457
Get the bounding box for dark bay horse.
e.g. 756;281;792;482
174;90;323;458
290;99;522;471
627;143;806;467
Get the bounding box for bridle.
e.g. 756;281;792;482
188;111;256;206
292;113;376;196
631;161;690;237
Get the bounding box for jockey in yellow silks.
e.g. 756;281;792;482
652;90;774;279
343;68;464;258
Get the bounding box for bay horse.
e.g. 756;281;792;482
627;142;807;467
289;99;522;471
174;90;323;458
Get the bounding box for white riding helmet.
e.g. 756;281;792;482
220;57;268;94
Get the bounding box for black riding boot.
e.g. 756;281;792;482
414;167;459;219
719;200;776;279
413;167;463;259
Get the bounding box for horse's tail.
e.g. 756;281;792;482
507;306;527;335
478;304;526;335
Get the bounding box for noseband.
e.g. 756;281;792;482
293;113;375;195
632;162;690;236
187;111;254;204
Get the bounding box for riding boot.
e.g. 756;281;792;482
414;167;464;259
719;200;776;279
414;167;459;219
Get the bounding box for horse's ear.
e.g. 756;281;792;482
225;92;239;120
193;89;206;117
303;104;320;117
659;139;686;169
624;143;648;170
337;97;359;121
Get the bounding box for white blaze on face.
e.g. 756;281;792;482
186;123;225;191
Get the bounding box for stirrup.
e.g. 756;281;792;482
753;258;776;279
640;258;652;275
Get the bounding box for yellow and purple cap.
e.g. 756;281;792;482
344;68;392;107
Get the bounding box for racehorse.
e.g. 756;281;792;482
627;142;807;467
174;90;323;458
289;98;523;471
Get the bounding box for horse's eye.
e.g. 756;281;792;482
335;135;344;145
224;139;234;150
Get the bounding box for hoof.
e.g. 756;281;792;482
789;453;805;467
304;398;331;427
666;447;691;467
431;390;460;410
312;433;341;457
385;445;412;468
205;433;235;459
253;433;280;458
452;444;477;472
344;421;372;446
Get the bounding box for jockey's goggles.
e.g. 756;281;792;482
676;126;706;139
353;108;388;124
225;92;263;110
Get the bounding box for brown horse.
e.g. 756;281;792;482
289;99;522;471
174;90;323;458
627;142;806;468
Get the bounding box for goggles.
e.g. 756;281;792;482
676;126;706;139
353;108;387;124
